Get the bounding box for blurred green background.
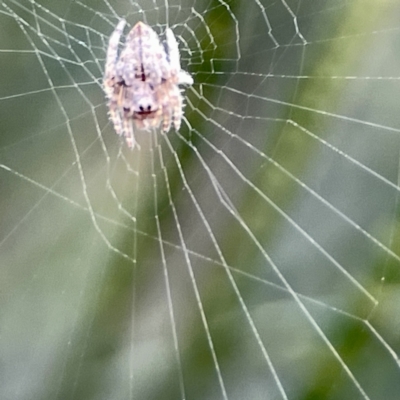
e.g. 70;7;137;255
1;0;400;399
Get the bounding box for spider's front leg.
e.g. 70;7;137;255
110;93;139;149
107;98;124;138
123;116;140;149
104;19;126;93
160;86;183;132
161;104;172;132
172;93;183;131
165;28;180;77
165;28;194;86
161;88;173;132
171;87;184;131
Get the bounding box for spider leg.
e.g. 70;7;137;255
167;86;183;131
162;108;172;132
123;117;140;149
165;28;180;75
172;92;183;131
104;19;126;89
161;97;172;132
108;100;124;136
165;28;194;86
178;70;194;85
108;93;140;151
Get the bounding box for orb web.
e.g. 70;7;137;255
1;1;400;399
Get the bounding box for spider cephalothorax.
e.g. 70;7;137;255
104;20;193;148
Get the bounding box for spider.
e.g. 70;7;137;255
104;20;193;149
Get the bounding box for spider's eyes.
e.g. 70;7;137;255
139;106;144;112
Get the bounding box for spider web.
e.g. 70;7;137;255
1;0;400;399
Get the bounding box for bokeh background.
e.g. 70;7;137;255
1;0;400;399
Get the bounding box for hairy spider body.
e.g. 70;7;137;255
104;20;193;148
